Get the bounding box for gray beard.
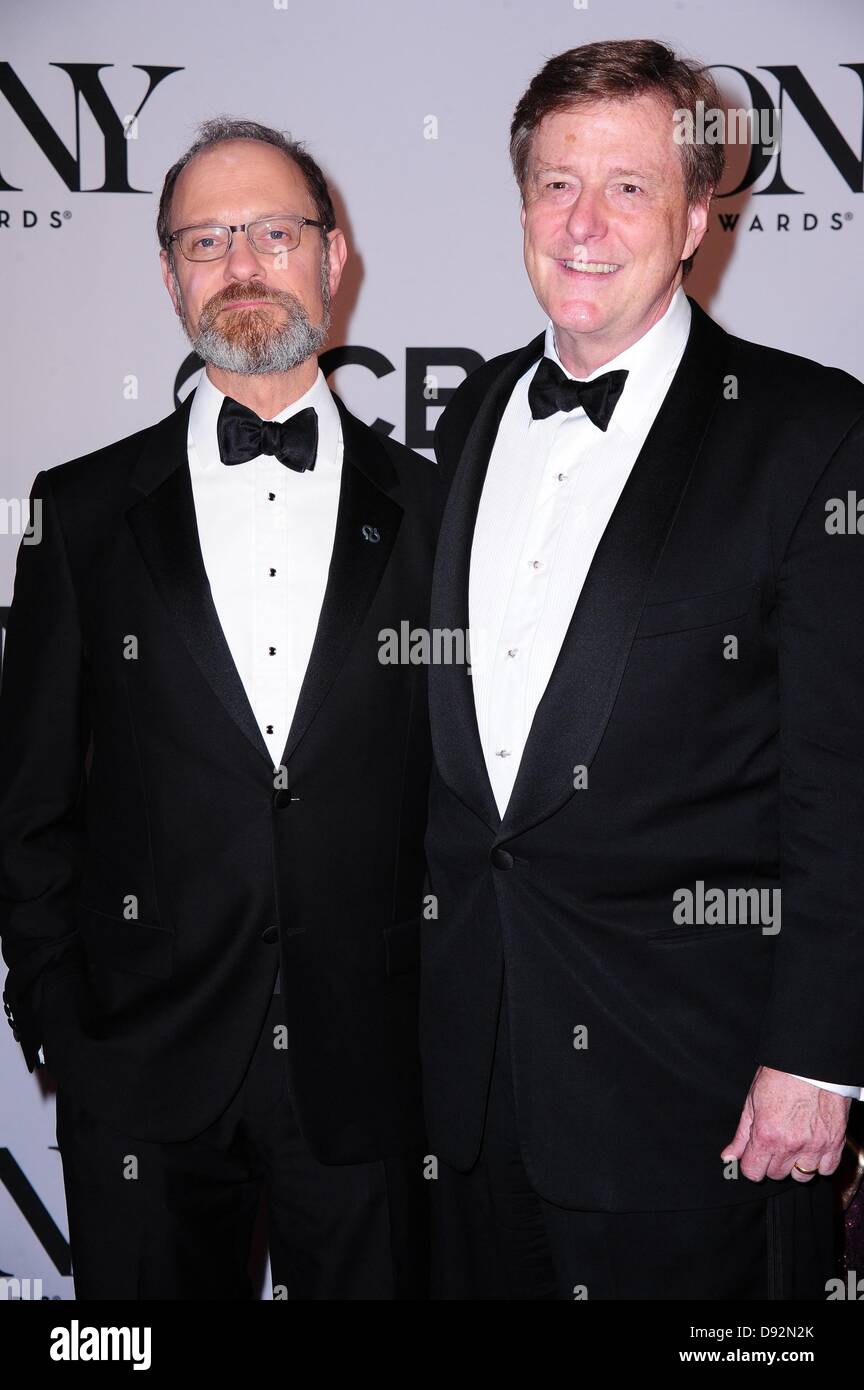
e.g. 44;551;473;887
175;275;330;376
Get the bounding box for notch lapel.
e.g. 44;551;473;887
276;394;402;767
125;392;274;769
499;297;727;841
125;389;403;778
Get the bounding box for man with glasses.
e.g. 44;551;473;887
0;118;443;1299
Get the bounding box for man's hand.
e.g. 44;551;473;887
721;1066;851;1182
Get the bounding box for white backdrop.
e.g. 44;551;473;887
1;0;863;1299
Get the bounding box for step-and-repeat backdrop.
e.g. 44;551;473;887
1;0;862;1299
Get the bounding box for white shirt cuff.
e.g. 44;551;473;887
790;1073;862;1100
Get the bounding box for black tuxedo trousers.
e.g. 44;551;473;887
56;992;429;1299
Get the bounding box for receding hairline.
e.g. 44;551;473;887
166;138;318;227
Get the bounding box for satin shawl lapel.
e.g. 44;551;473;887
500;298;726;840
430;298;727;840
429;333;546;829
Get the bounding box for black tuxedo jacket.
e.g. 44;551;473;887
0;388;444;1161
422;295;864;1210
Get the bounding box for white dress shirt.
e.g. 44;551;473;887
468;286;860;1102
187;366;343;774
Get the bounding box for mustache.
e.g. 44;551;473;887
198;282;301;330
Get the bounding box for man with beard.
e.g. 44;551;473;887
0;118;443;1299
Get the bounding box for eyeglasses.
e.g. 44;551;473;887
167;213;327;261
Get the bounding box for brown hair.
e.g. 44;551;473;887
157;116;336;264
510;39;725;274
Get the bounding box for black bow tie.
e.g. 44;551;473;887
528;356;629;432
216;397;318;471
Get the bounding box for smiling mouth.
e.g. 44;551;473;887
561;260;621;274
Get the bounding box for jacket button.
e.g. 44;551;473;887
490;847;514;870
260;925;279;944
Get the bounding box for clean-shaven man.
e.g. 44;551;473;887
423;40;864;1299
0;118;443;1299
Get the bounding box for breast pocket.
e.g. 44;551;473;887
646;921;767;945
634;582;757;639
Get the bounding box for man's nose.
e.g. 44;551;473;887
563;188;608;244
223;230;266;279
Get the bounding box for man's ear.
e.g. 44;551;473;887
520;202;527;230
682;195;711;263
325;228;348;300
159;249;182;318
